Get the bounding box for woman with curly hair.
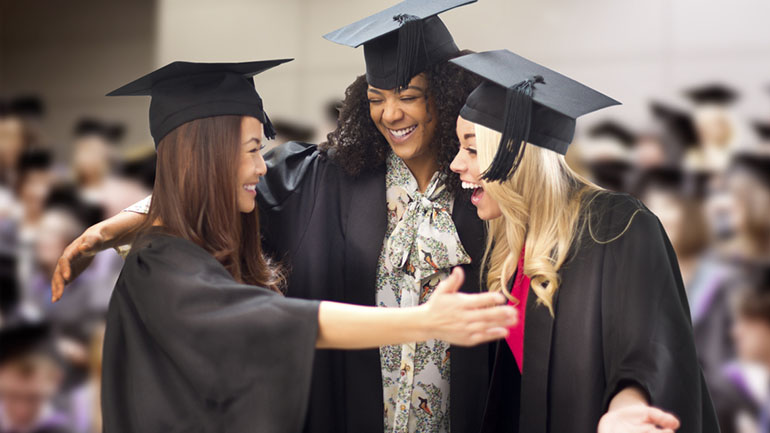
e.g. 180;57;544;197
449;49;719;433
51;1;492;432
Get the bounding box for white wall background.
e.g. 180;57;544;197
3;0;770;151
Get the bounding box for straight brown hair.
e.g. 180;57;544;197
138;115;283;293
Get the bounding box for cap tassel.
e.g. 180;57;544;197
393;14;424;90
482;75;545;182
263;112;277;140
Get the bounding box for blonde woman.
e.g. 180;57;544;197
448;50;719;433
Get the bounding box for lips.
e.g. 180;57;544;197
462;180;484;206
386;125;417;143
243;183;257;196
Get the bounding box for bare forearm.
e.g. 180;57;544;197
316;301;431;349
99;211;147;248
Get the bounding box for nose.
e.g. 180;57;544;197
382;99;404;125
450;150;465;174
255;152;267;177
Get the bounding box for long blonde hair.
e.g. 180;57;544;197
476;123;601;315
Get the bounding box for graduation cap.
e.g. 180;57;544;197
650;102;698;149
684;83;739;106
729;152;770;189
44;184;105;228
107;59;292;147
0;322;59;366
753;120;770;142
0;98;9;117
586;160;632;192
17;149;53;173
0;253;19;316
122;147;156;190
74;117;126;143
587;120;637;147
450;49;620;181
323;0;474;90
9;95;45;119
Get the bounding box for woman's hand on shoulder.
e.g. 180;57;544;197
421;267;516;346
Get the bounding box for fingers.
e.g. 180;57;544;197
461;291;507;309
645;407;680;430
465;305;517;329
467;327;509;345
51;263;63;303
434;267;465;295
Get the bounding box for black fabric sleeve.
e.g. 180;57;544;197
120;235;320;427
600;197;713;432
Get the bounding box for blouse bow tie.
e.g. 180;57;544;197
385;180;470;281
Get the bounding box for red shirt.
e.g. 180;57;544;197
505;246;530;373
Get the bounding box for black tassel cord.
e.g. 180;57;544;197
482;75;545;182
263;112;277;140
393;14;424;90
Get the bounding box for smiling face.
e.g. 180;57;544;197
236;116;267;214
368;74;438;165
450;116;503;220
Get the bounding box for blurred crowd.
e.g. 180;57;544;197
0;83;768;433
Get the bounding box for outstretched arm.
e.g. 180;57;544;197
316;268;515;349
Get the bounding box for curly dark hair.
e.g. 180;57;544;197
320;50;480;195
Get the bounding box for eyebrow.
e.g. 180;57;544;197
243;137;262;145
367;85;426;95
463;133;476;140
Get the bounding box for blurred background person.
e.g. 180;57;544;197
0;323;73;433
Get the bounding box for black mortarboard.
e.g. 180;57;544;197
45;185;105;228
0;98;9;117
323;0;473;90
0;253;19;316
122;149;156;190
650;102;698;149
451;50;620;181
17;149;53;172
0;322;58;366
74;117;126;143
9;96;45;119
753;120;770;142
637;166;685;193
271;119;316;143
684;83;739;106
107;59;292;147
586;160;632;192
729;152;770;189
587;120;636;147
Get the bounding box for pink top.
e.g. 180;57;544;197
505;246;530;373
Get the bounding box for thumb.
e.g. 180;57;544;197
435;267;465;295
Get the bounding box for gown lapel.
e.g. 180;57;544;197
519;283;560;433
342;166;387;307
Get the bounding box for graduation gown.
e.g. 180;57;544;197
481;193;719;433
257;142;489;433
102;230;320;433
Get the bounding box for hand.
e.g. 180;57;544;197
51;224;106;302
598;404;680;433
422;267;516;346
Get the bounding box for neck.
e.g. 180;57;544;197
402;153;440;193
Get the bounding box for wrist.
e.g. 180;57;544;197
410;304;433;342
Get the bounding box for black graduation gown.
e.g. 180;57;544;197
481;193;720;433
257;142;489;433
102;231;320;433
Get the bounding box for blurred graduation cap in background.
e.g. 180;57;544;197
324;0;474;90
634;165;710;200
9;95;46;120
753;120;770;144
729;151;770;189
107;59;292;146
651;102;699;151
587;120;637;147
121;146;156;190
74;117;126;144
271;119;317;143
0;322;60;366
450;49;620;181
683;83;739;107
44;184;105;228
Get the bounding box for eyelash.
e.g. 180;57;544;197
466;147;477;155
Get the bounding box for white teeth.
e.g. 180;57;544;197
462;181;481;190
388;125;417;137
243;184;257;192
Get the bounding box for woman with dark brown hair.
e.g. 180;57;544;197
54;2;493;432
91;60;515;433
